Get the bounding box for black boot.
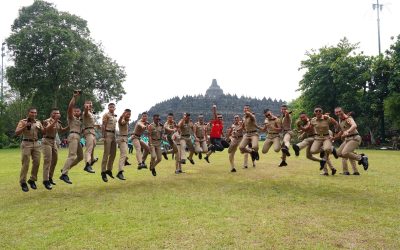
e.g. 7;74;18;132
43;180;52;190
101;172;108;182
105;170;114;179
84;162;95;173
59;174;72;184
281;146;290;157
116;171;126;180
49;178;56;185
292;144;300;156
278;160;288;167
319;159;326;170
27;179;37;190
151;168;157;176
124;160;131;166
162;151;168;160
20;182;29;192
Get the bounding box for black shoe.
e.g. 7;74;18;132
255;151;260;160
101;172;108;182
353;172;360;175
180;159;186;164
292;144;300;156
204;156;210;163
341;172;350;175
319;160;326;170
320;150;325;159
281;146;290;157
141;161;148;168
332;147;339;159
320;173;329;176
243;165;248;169
105;170;114;179
116;171;126;180
231;168;237;173
278;160;288;167
21;182;29;192
359;154;369;171
124;160;131;166
84;163;95;173
189;158;195;165
331;168;337;176
250;151;257;162
59;174;72;184
90;157;99;165
151;168;157;176
175;170;181;174
198;152;202;159
43;181;52;190
49;178;56;185
27;179;37;190
162;151;168;160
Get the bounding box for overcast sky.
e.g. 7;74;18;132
1;0;400;117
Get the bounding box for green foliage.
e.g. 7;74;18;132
384;92;400;129
5;0;126;121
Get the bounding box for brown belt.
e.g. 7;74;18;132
22;139;38;142
84;127;94;130
44;136;55;139
345;133;359;138
105;130;115;133
246;130;257;133
70;131;80;134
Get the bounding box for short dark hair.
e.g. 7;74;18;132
27;107;37;113
153;114;160;117
108;103;115;107
124;109;131;112
263;108;270;113
281;104;288;108
168;113;174;116
300;111;306;115
51;107;59;111
142;112;148;116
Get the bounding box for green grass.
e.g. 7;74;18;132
0;146;399;249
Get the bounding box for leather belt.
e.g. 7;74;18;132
134;134;141;137
119;134;128;136
105;130;115;133
22;139;37;142
246;130;257;133
70;131;80;134
181;134;190;137
84;127;94;130
44;136;55;139
317;133;329;136
345;133;359;138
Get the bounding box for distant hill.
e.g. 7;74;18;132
133;79;286;129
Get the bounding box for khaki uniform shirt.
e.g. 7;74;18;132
17;119;43;141
180;121;193;137
164;121;176;135
148;122;163;146
102;112;117;132
243;114;258;134
230;122;244;139
264;117;281;139
83;111;96;136
118;119;129;142
133;120;147;138
296;118;315;139
194;122;207;141
311;116;331;140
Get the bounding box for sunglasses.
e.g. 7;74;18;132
217;117;223;119
314;109;322;113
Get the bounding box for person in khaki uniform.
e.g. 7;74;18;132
41;108;68;190
172;129;183;174
227;115;244;172
147;114;164;176
193;114;208;160
280;104;293;165
163;113;178;159
309;106;339;174
292;112;326;164
15;107;44;192
334;107;369;175
82;100;98;173
116;109;131;180
177;113;195;164
60;92;84;184
100;103;117;182
131;112;150;169
261;109;284;166
238;105;259;162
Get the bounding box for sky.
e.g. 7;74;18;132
1;0;400;117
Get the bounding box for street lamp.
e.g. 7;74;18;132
372;0;383;55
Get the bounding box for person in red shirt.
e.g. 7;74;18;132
204;105;225;163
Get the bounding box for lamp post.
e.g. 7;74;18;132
372;0;383;55
1;42;6;115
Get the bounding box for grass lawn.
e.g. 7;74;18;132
0;146;399;249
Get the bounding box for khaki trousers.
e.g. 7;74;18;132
133;138;149;164
101;133;116;172
20;141;41;183
228;137;243;168
296;137;320;162
167;135;178;154
174;142;181;170
150;143;162;169
42;138;58;181
84;133;96;164
310;137;332;155
282;131;292;148
62;134;83;175
117;137;128;172
322;157;336;174
337;135;362;161
180;136;194;161
194;140;208;154
239;134;258;153
262;136;281;154
341;158;358;173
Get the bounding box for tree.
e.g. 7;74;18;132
5;0;126;121
298;38;371;115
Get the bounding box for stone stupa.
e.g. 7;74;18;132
205;79;224;98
